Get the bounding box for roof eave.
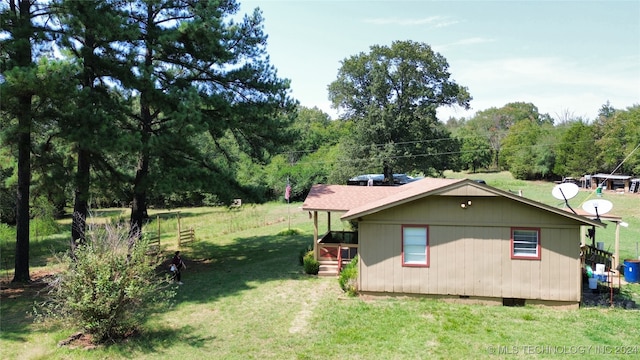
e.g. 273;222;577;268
343;179;605;228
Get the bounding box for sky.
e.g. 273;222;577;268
238;0;640;122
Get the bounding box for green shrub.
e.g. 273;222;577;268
36;219;175;344
338;255;358;296
277;228;302;236
29;196;61;238
0;222;16;243
30;217;61;238
0;223;16;269
302;250;319;275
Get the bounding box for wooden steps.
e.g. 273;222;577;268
318;260;351;277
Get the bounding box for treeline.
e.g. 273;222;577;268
447;101;640;180
0;0;640;226
266;101;640;203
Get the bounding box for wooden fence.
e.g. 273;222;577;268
146;233;161;255
178;227;195;247
144;212;197;252
582;244;613;270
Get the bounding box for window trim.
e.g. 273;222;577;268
511;227;541;260
402;225;429;267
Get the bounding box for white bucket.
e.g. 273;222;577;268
597;242;605;250
588;277;598;289
595;263;605;274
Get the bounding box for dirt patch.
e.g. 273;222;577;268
0;269;53;300
581;282;637;309
57;332;98;350
288;279;334;334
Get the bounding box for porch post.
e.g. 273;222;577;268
614;221;620;271
313;211;318;260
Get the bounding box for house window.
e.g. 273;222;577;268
511;228;541;260
402;225;429;267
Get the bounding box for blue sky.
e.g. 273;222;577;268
239;0;639;121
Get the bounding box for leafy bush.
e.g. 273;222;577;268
338;255;358;296
0;222;16;243
30;196;61;237
0;223;16;269
30;217;61;238
37;219;175;344
302;250;319;275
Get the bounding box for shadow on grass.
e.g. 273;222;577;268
166;232;312;304
110;325;215;355
1;233;69;272
0;230;314;351
0;278;51;342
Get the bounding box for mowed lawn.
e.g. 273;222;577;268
1;173;639;359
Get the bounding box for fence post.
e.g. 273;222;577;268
157;214;161;248
177;211;181;247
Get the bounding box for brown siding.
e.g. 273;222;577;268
365;196;584;228
358;195;583;302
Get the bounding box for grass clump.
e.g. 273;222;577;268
277;228;302;236
338;255;358;296
35;219;175;344
302;250;319;275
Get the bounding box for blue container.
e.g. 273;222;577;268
623;260;640;283
595;273;608;282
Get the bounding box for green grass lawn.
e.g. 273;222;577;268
1;173;640;359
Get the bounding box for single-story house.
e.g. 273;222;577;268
303;178;604;307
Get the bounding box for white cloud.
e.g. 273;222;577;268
363;16;458;28
440;54;640;121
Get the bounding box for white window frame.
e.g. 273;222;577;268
402;225;429;267
511;228;541;260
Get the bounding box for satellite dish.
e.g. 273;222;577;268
552;183;579;200
582;199;613;216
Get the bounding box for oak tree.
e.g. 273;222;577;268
328;40;470;181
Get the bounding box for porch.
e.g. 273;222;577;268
317;231;358;276
302;183;404;276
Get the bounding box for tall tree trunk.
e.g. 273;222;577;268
14;96;31;283
130;152;149;241
70;28;98;253
382;162;394;186
130;12;154;242
130;97;152;241
71;147;90;251
12;0;33;284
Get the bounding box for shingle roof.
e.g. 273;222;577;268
342;177;463;219
302;178;462;213
302;177;604;228
302;183;403;212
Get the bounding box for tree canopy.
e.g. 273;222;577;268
328;40;471;181
0;0;296;280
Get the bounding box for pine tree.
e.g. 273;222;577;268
1;0;39;283
123;0;296;235
52;0;135;248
